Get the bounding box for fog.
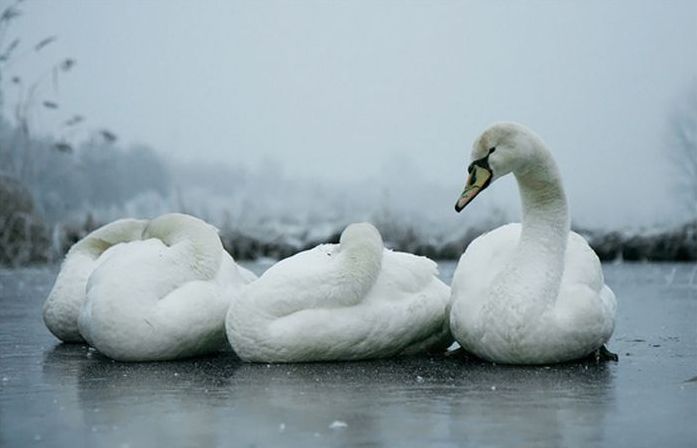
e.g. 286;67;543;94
3;0;696;233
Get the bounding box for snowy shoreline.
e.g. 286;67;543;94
1;202;694;267
218;220;697;263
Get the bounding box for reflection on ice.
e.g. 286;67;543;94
41;342;615;447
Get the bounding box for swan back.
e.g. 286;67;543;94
237;222;384;317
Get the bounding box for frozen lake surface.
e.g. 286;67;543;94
1;261;696;447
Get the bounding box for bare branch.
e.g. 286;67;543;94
34;35;56;52
0;37;19;61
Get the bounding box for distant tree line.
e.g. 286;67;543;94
1;112;694;266
0;121;170;222
0;117;172;265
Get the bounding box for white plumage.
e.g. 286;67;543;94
450;123;616;364
43;213;255;361
226;222;452;362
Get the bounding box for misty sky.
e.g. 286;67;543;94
5;0;697;228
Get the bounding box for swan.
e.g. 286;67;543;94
450;122;617;364
43;213;256;361
225;222;452;362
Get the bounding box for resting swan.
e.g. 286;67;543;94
226;222;452;362
43;213;256;361
450;123;617;364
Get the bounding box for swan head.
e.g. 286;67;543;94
455;122;546;212
142;213;223;279
339;223;384;284
339;222;383;256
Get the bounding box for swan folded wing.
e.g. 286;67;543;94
373;250;440;297
42;251;99;342
79;234;234;361
264;294;447;362
256;245;336;283
393;287;453;354
450;224;520;336
264;305;386;361
91;239;197;300
366;252;452;352
152;281;230;356
249;245;372;315
42;218;148;342
453;224;521;291
556;231;616;335
600;285;617;318
561;231;605;292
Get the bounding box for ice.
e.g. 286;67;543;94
0;262;695;447
329;421;348;429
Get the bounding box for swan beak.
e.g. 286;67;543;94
455;164;492;212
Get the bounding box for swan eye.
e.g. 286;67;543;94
489;147;496;154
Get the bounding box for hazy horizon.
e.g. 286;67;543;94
3;0;696;229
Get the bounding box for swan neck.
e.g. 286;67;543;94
338;238;383;296
143;214;222;279
510;152;569;308
516;168;569;248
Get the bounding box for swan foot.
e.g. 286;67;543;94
593;345;618;363
444;346;481;361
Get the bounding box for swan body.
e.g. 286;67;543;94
450;123;616;364
226;222;452;362
43;213;256;361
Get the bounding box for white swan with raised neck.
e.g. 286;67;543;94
450;122;616;364
226;222;452;362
